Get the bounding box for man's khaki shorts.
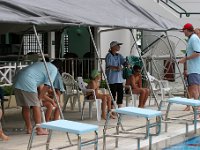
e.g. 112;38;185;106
14;88;40;107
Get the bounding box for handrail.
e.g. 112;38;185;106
0;58;99;85
157;0;200;18
169;0;187;13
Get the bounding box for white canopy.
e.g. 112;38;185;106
0;0;181;33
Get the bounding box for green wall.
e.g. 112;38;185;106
63;27;90;58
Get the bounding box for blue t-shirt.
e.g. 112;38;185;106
53;73;65;92
105;52;125;84
14;62;58;93
186;34;200;74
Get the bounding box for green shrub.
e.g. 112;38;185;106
100;80;108;89
2;86;13;96
83;79;90;84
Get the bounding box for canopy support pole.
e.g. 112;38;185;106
33;25;64;119
88;26;118;109
129;29;159;108
33;25;72;144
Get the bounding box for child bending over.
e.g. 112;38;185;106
38;73;65;122
38;86;61;122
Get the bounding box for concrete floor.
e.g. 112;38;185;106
1;97;200;150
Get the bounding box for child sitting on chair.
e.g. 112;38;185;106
0;109;9;141
86;69;115;119
38;86;61;122
38;73;64;122
126;65;149;108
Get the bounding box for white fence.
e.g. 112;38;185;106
0;58;98;86
0;62;30;86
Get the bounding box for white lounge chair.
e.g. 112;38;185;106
147;72;172;108
62;72;81;112
77;77;102;121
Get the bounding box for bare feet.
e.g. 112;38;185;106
111;112;117;117
138;105;144;108
0;131;9;141
110;114;116;119
101;114;116;120
26;128;32;134
36;128;48;135
184;106;190;111
102;117;107;120
102;115;107;120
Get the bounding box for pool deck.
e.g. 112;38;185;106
1;98;200;150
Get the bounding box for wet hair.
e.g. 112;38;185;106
132;65;141;74
51;59;63;74
90;69;100;80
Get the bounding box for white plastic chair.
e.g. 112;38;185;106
147;72;172;105
62;73;81;112
77;77;102;121
123;85;139;107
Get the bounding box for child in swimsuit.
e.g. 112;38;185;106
86;69;115;119
125;65;149;108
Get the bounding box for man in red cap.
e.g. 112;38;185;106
179;23;200;111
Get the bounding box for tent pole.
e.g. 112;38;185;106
59;31;63;58
164;31;189;97
88;26;118;109
129;29;159;108
33;25;72;145
16;35;24;68
32;25;64;119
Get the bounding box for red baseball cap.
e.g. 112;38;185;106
182;23;194;31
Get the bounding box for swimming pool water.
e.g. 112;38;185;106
164;136;200;150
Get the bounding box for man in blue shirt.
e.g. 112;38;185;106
14;59;62;135
105;41;125;108
179;23;200;111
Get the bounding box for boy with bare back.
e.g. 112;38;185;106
126;65;149;108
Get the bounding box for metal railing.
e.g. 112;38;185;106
0;58;100;85
61;58;96;79
0;61;32;86
157;0;200;18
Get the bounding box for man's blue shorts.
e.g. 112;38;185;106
188;73;200;86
